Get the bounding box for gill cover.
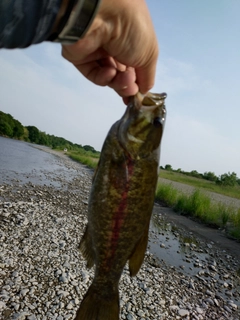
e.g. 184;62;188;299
118;92;167;158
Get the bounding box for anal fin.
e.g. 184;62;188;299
79;225;95;268
129;223;150;276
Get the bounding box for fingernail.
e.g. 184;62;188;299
122;86;128;90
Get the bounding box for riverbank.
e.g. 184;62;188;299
0;145;239;319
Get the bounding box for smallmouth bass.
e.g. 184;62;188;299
75;92;167;320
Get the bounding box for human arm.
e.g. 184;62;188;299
61;0;159;102
0;0;158;102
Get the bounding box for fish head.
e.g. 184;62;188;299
118;92;167;159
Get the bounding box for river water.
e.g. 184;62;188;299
0;136;78;187
0;136;206;275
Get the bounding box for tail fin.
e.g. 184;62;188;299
75;283;119;320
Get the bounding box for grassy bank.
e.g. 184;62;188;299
155;183;240;240
159;170;240;200
67;150;99;169
64;151;240;239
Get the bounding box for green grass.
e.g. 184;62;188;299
155;183;178;207
155;184;240;240
159;170;240;200
64;150;240;238
68;151;99;169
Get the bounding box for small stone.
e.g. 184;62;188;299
178;309;189;317
169;305;179;311
224;305;232;313
137;310;145;317
196;307;204;314
59;274;68;283
12;312;30;320
214;299;219;307
127;312;136;320
189;282;195;290
228;302;238;310
205;298;214;306
20;289;29;296
66;302;73;310
206;290;213;296
0;301;6;309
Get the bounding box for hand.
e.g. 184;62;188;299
62;0;159;104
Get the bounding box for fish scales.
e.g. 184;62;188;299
75;92;167;320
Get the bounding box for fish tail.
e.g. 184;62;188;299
75;282;119;320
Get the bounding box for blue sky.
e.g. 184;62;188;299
0;0;240;176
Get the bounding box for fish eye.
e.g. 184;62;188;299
153;117;162;128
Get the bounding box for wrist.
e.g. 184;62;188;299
50;0;72;36
49;0;101;44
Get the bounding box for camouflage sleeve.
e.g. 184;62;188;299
0;0;61;48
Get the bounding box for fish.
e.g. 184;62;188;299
75;92;167;320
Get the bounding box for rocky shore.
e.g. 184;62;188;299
0;148;239;319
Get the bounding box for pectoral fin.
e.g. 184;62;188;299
128;224;150;276
79;225;95;268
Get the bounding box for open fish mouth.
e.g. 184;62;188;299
135;92;167;108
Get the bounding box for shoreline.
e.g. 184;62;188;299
0;145;239;319
36;144;240;258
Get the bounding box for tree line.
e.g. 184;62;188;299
1;110;238;185
161;164;240;187
0;110;99;154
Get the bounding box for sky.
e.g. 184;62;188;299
0;0;240;177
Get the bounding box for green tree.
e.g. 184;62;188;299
26;126;40;143
13;119;24;138
38;131;50;145
0;120;13;137
190;170;202;178
22;127;29;141
203;171;217;182
0;111;14;137
165;164;172;171
83;145;97;153
216;172;237;187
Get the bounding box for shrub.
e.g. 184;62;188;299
155;184;178;207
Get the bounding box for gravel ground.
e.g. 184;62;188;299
0;149;240;320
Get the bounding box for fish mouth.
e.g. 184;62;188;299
133;92;167;111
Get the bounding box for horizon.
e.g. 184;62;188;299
0;0;240;176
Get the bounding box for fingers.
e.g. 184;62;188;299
108;67;139;97
74;60;117;86
73;56;139;97
135;62;157;94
